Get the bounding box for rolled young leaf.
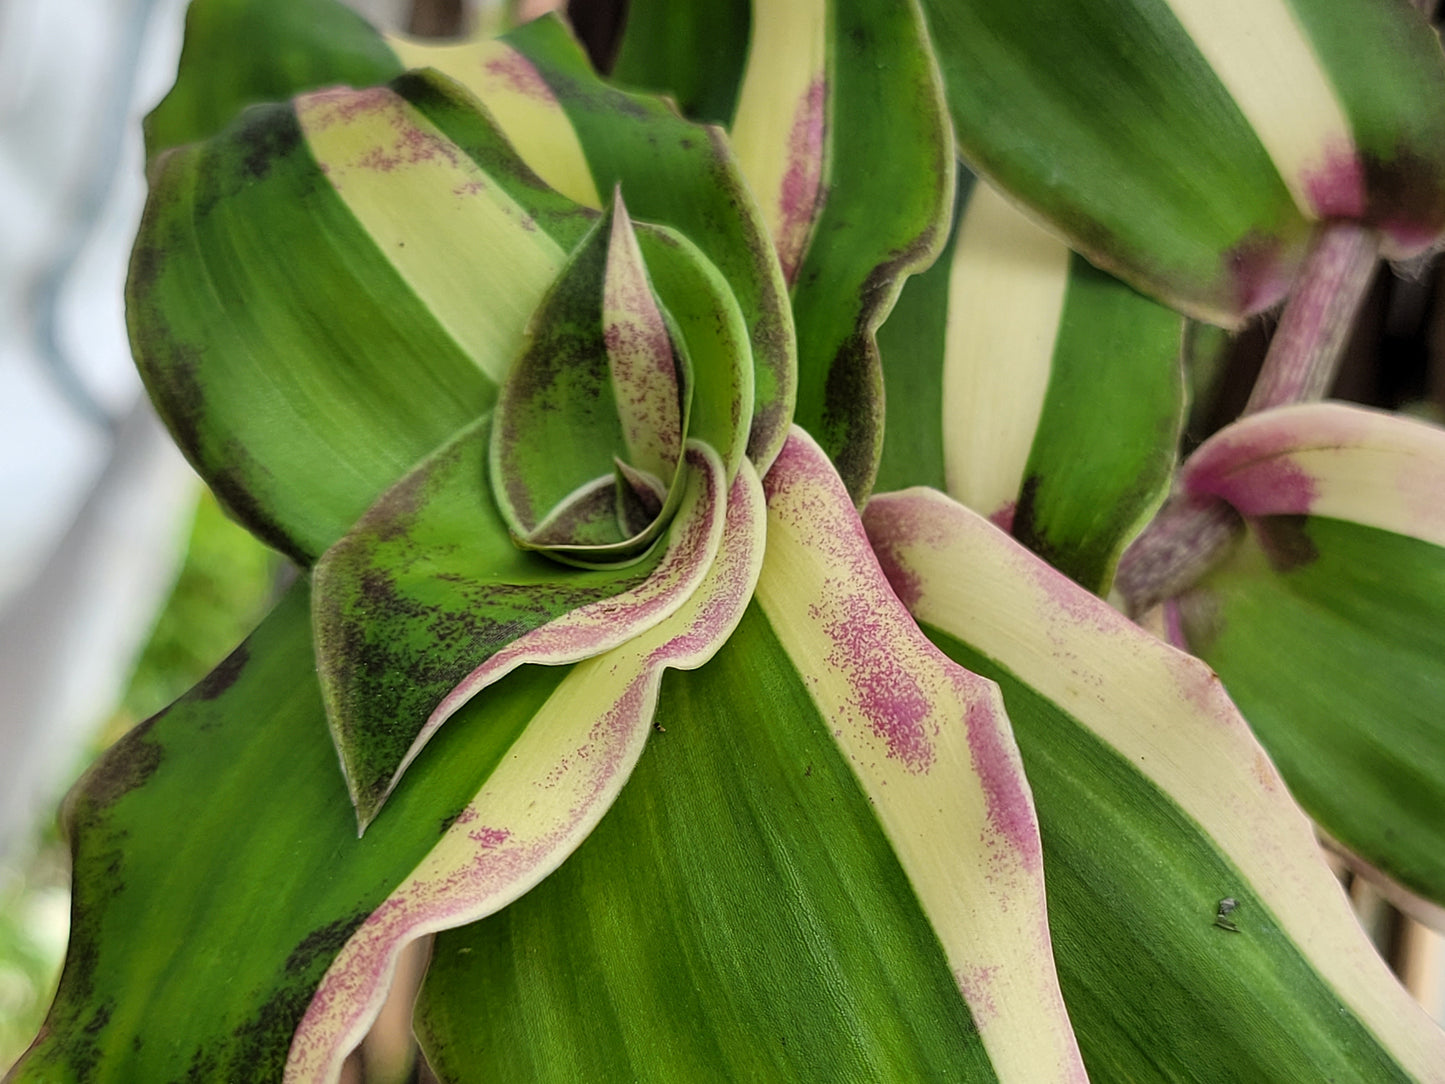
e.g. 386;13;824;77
922;0;1445;324
1173;403;1445;910
286;460;767;1082
417;431;1085;1084
129;71;597;562
864;487;1445;1082
876;169;1186;594
395;17;798;477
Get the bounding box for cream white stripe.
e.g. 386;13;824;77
386;35;603;208
297;86;567;385
730;0;828;279
942;182;1070;523
759;433;1086;1084
867;489;1445;1082
1161;0;1359;217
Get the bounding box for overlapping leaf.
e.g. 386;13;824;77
864;487;1445;1081
921;0;1445;324
876;169;1186;593
1172;403;1445;911
416;432;1084;1084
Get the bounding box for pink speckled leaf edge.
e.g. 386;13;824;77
283;459;766;1084
754;430;1086;1084
384;442;729;810
862;485;1445;1082
1181;402;1445;548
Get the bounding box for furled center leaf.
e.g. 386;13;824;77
489;191;691;565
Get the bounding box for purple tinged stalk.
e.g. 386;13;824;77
1118;222;1380;615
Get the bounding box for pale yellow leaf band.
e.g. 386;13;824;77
1161;0;1361;219
283;459;766;1084
729;0;828;282
863;487;1445;1082
296;85;568;385
757;430;1085;1084
1183;402;1445;548
941;182;1070;526
386;33;602;207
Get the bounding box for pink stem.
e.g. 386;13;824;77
1119;222;1380;615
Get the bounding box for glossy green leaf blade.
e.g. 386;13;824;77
130;79;578;563
314;419;727;828
143;0;402;159
288;461;767;1081
417;604;1001;1084
865;489;1445;1082
921;0;1310;325
1178;517;1445;912
610;0;752;126
7;586;569;1082
503;16;797;474
1012;254;1184;592
877;171;1185;593
787;0;955;501
416;432;1085;1083
1281;0;1445;257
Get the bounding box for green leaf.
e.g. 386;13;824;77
7;586;568;1081
610;0;753;126
417;431;1084;1083
143;0;403;159
497;17;799;474
864;488;1445;1082
1174;403;1445;908
924;0;1445;324
876;169;1186;593
781;0;955;501
289;461;768;1080
130;71;601;562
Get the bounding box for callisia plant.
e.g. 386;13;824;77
9;0;1445;1080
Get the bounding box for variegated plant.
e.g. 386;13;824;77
9;0;1445;1081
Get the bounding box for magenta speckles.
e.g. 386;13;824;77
483;51;554;103
298;87;464;177
775;78;827;284
466;826;512;849
965;700;1042;873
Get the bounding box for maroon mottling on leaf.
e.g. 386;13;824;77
775;78;827;284
1302;144;1369;220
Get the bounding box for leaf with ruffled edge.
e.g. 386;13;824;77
416;431;1085;1084
389;16;797;477
1173;403;1445;911
286;459;765;1082
864;486;1445;1081
876;167;1185;593
129;71;598;563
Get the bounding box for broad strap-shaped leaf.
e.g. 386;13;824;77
609;0;752;127
1171;403;1445;910
129;70;598;562
312;419;726;828
6;586;571;1081
727;0;827;285
922;0;1445;324
285;460;766;1083
143;0;403;159
394;17;797;476
876;170;1186;593
416;431;1085;1084
864;488;1445;1081
759;0;954;501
